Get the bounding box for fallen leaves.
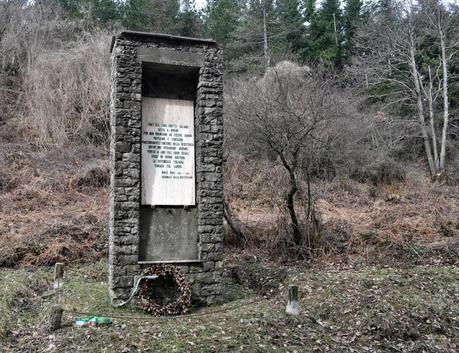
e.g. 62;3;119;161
1;263;458;352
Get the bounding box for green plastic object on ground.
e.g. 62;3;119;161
74;316;113;327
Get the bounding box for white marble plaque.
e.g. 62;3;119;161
141;98;195;206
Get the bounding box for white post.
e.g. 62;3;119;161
286;285;300;316
53;262;64;289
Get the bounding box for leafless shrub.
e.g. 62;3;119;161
0;1;110;146
365;158;405;186
0;170;17;192
20;34;111;146
0;73;19;122
0;0;27;121
71;161;109;190
223;61;414;260
0;1;95;74
225;62;364;258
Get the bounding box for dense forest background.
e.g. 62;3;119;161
0;0;458;265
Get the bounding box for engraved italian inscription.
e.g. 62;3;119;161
141;98;195;205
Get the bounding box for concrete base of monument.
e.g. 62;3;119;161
138;260;202;264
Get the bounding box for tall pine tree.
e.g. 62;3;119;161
230;0;276;68
121;0;180;33
343;0;362;63
316;0;343;67
58;0;121;26
275;0;305;57
176;0;203;37
304;0;316;22
204;0;242;55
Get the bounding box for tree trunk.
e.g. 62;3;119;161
277;149;302;246
409;34;436;177
263;7;270;69
306;168;311;219
223;199;246;245
333;12;339;47
286;167;301;246
439;31;449;172
426;66;440;170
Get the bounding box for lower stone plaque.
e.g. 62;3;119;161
139;207;199;262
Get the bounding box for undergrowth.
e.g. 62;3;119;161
0;145;108;267
223;159;459;265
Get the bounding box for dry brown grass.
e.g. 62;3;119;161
310;171;458;264
1;145;456;267
224;154;459;264
0;1;111;147
1;14;111;252
0;143;108;267
20;34;111;146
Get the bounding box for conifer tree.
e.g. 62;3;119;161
306;0;343;67
276;0;305;56
343;0;362;63
304;0;316;22
204;0;242;52
58;0;121;25
121;0;180;33
176;0;203;37
229;0;276;68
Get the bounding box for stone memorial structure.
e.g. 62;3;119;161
109;31;223;306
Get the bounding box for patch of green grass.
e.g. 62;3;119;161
0;268;50;339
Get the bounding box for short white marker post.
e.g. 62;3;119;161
286;285;300;316
49;263;64;332
53;262;64;289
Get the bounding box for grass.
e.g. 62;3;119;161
0;269;49;339
0;262;458;352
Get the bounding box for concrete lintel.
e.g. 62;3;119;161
121;31;217;45
137;47;205;67
110;31;217;53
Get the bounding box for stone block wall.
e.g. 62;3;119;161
109;31;223;306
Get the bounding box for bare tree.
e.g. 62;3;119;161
353;0;458;178
407;9;437;176
419;65;441;170
227;62;342;249
420;0;458;174
262;4;270;68
0;1;110;146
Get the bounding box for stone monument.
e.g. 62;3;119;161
109;31;223;306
